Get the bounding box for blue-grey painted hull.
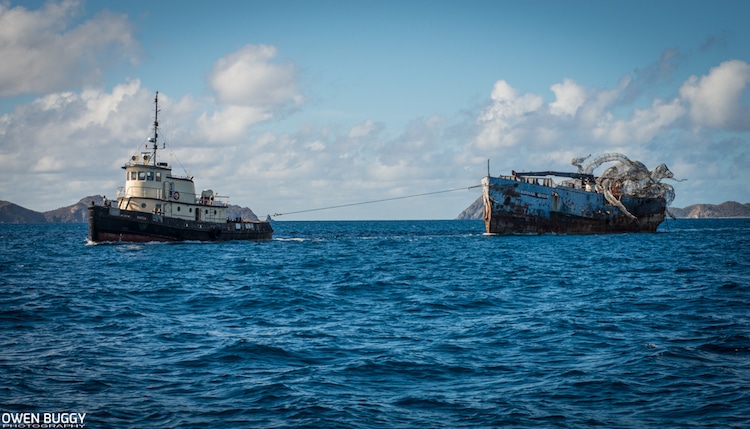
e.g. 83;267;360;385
482;176;666;234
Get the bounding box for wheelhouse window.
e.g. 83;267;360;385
146;172;154;181
156;172;162;182
138;171;146;180
130;171;137;180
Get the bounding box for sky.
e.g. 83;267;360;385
1;0;749;220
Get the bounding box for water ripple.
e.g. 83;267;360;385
1;220;749;427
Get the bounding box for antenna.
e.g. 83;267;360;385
148;91;160;166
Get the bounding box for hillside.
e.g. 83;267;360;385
667;201;750;218
456;197;484;220
44;196;104;223
456;197;750;220
0;201;47;223
0;196;261;223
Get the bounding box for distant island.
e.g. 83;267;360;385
1;196;749;223
0;196;261;224
455;197;750;220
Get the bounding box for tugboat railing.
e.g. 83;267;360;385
117;185;227;208
119;186;167;200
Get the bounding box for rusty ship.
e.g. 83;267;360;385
88;92;273;243
481;154;676;234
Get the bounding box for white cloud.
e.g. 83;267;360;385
0;0;138;96
549;78;587;116
0;82;158;209
679;60;750;130
474;73;695;155
577;77;629;129
348;119;383;139
207;44;304;107
200;44;306;142
305;140;326;151
475;80;544;149
0;81;152;159
197;106;272;143
591;98;686;145
484;80;544;121
72;81;141;129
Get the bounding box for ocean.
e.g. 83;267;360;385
1;219;749;428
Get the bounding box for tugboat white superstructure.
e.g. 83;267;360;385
88;92;273;242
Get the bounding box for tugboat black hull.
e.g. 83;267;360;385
88;205;273;243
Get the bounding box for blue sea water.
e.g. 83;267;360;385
1;219;749;428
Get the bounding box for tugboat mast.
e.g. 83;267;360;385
149;91;160;166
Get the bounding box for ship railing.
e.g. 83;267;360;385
213;195;230;207
500;175;557;188
119;186;165;200
197;195;229;207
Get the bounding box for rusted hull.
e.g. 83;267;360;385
88;205;273;243
483;177;666;234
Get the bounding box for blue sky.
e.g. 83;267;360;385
1;0;749;219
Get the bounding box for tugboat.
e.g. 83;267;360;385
88;92;273;243
481;153;676;234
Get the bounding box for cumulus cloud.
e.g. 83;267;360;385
0;80;151;160
484;80;544;121
201;44;305;142
590;98;686;145
0;81;160;209
197;106;272;143
549;78;587;117
475;80;544;149
348;119;383;139
207;44;304;107
0;0;138;96
679;60;750;130
474;59;750;160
